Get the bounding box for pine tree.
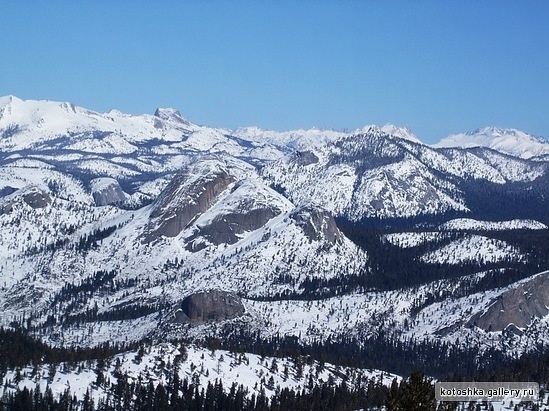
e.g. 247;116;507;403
399;371;436;411
386;378;400;411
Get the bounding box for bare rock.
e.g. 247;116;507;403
0;186;17;198
90;178;127;206
1;186;51;214
468;271;549;332
176;290;245;324
23;189;51;208
295;151;319;166
290;205;343;245
184;179;288;250
145;160;235;242
185;208;278;251
154;108;190;125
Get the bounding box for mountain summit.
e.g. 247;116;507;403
435;126;549;159
0;96;548;405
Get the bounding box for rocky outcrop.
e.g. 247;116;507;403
0;186;51;214
0;201;13;214
185;208;278;251
23;189;51;208
153;108;190;129
0;186;17;198
468;271;549;334
90;178;127;206
183;179;288;251
290;205;343;245
295;151;319;166
145;160;235;242
175;290;245;324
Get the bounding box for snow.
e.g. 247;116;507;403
2;341;545;409
435;126;549;159
420;235;521;265
383;232;442;248
0;95;548;402
65;132;138;154
0;342;400;405
440;218;548;231
89;177;120;192
379;124;423;144
233;126;348;151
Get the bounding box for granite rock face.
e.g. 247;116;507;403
468;272;549;334
185;208;278;251
295;150;319;166
22;189;51;209
90;178;127;206
0;186;51;214
175;290;245;324
290;205;343;245
183;179;290;251
0;186;17;198
145;160;235;242
154;107;190;125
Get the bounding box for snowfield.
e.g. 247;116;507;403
0;96;548;409
0;342;400;404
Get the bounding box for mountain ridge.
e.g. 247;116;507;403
434;126;549;159
0;95;548;406
3;96;547;158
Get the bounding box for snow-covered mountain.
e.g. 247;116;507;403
435;126;549;159
1;96;548;407
262;129;548;222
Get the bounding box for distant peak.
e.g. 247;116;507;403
154;107;190;125
467;126;518;136
380;123;422;143
435;126;549;159
357;124;422;143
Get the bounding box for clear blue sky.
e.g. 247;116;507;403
1;1;548;143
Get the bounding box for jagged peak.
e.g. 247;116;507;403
355;124;422;144
154;107;190;125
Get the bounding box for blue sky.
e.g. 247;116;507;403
1;1;548;143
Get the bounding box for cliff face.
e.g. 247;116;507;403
145;160;235;242
90;178;127;206
290;205;343;245
183;179;292;251
185;208;279;251
175;290;245;324
468;272;549;333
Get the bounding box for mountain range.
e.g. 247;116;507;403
0;96;548;407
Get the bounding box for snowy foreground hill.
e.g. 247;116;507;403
0;96;548;409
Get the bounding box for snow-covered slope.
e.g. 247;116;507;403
0;96;548;396
0;154;369;345
2;96;547;221
0;342;399;406
420;234;520;265
262;130;547;221
439;218;548;231
435;126;549;159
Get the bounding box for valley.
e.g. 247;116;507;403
0;96;548;409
